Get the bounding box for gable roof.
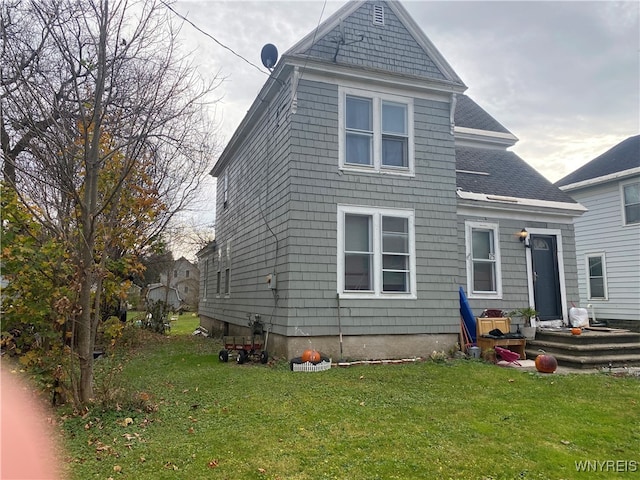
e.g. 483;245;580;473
284;0;465;86
212;0;468;177
456;147;579;205
555;135;640;189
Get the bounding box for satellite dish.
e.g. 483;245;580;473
261;43;278;69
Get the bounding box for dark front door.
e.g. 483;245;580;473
531;234;562;321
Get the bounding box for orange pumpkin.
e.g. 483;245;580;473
535;353;558;373
571;327;582;335
301;349;321;364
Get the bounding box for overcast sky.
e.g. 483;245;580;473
170;0;639;251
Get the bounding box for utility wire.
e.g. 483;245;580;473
160;0;270;76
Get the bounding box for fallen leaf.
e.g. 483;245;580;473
188;427;194;434
113;465;122;473
118;417;133;427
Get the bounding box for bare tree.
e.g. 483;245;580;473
1;0;219;404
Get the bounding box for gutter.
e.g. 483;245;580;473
557;167;640;192
456;190;587;217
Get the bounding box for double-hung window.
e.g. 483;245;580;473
216;249;222;296
340;87;413;174
622;181;640;225
586;253;608;300
338;205;416;298
465;221;502;299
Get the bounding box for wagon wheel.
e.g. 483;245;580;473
236;350;248;365
260;351;268;364
218;349;229;363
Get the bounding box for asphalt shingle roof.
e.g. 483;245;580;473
455;95;512;134
456;147;578;204
555;135;640;187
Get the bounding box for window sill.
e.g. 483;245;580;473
468;293;503;300
339;291;417;300
339;165;415;178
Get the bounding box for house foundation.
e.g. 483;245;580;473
199;315;458;361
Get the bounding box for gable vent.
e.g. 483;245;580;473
373;4;385;26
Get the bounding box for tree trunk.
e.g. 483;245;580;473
77;0;109;405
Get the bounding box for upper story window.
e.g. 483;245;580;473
622;181;639;225
465;221;502;299
222;171;229;210
339;87;414;175
337;205;416;299
216;249;222;296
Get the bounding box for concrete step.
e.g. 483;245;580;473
525;351;640;369
533;329;640;345
526;328;640;368
527;340;640;357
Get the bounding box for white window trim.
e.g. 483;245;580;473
203;259;209;298
585;252;608;300
620;179;640;226
224;240;231;298
338;86;415;176
337;205;416;299
465;221;503;299
223;171;229;209
216;249;222;298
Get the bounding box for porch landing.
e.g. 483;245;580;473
525;328;640;369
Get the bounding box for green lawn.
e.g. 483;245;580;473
60;323;640;480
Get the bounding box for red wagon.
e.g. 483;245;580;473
218;319;269;364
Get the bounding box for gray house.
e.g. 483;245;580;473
197;0;584;359
159;256;200;311
556;135;640;330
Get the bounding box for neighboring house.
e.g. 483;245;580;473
159;257;200;310
556;135;640;329
146;283;182;311
197;0;585;359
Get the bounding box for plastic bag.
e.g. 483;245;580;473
569;307;589;328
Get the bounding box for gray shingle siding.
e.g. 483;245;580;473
283;78;459;336
199;0;582;352
202;75;463;337
304;2;447;81
198;79;295;335
457;216;579;317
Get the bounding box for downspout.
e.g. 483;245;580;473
449;93;457;135
290;66;300;115
337;293;344;361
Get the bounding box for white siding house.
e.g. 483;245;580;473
557;135;640;327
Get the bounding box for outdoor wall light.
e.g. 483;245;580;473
519;228;531;248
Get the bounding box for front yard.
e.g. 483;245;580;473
59;315;639;479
